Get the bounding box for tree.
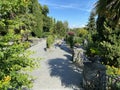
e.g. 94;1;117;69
0;0;31;35
30;0;43;37
43;17;51;32
94;0;120;68
0;1;37;89
63;21;69;31
76;28;88;38
42;5;49;16
55;21;68;37
95;0;120;27
0;0;36;35
86;11;96;33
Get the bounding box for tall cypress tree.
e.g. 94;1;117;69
30;0;43;37
86;11;96;43
86;11;96;33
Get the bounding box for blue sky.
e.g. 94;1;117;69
38;0;97;28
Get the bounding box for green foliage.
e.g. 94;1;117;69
96;23;120;68
86;23;120;68
106;65;120;75
43;17;53;32
100;40;120;68
46;35;54;48
85;11;96;46
86;45;100;57
0;0;35;40
116;82;120;90
23;41;31;49
74;37;82;45
54;21;68;37
66;29;88;48
69;36;74;48
90;47;100;56
95;0;120;27
0;32;36;89
30;0;43;37
77;28;88;37
66;33;74;48
86;11;96;32
42;5;49;16
0;0;30;15
106;65;120;90
88;1;120;68
71;28;89;48
42;32;51;38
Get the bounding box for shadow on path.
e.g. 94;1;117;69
55;43;73;54
48;55;82;89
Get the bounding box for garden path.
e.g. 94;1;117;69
28;39;83;90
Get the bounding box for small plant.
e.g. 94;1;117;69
46;35;54;48
106;65;120;75
74;37;82;46
22;41;31;49
106;65;120;90
66;31;75;48
86;47;100;57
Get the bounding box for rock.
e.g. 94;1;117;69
83;61;106;90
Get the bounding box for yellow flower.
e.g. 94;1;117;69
117;69;120;75
4;76;11;82
111;65;115;68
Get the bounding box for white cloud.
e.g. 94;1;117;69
39;0;91;12
69;24;86;28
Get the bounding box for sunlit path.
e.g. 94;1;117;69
29;39;83;90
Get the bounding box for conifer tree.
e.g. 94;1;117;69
30;0;43;37
86;11;96;33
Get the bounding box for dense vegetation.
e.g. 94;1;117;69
85;0;120;89
0;30;36;89
65;0;120;89
0;0;120;89
0;0;69;89
0;0;37;89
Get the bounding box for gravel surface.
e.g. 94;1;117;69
28;39;83;90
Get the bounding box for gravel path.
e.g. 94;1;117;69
28;39;83;90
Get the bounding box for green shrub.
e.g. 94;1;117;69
42;32;51;38
106;65;120;75
0;32;36;89
46;35;54;48
22;41;31;49
100;40;120;68
65;32;75;48
74;37;82;45
86;42;101;57
106;65;120;90
68;35;74;48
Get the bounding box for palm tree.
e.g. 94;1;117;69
95;0;120;27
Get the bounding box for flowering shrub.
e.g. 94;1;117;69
67;31;75;36
66;31;75;48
